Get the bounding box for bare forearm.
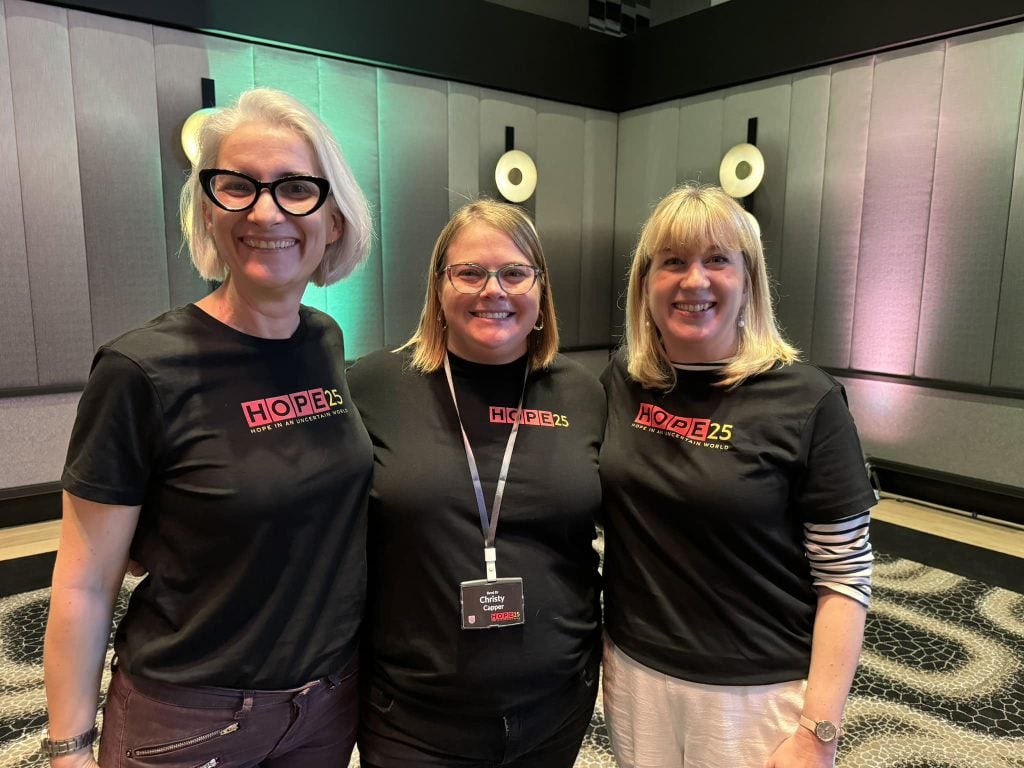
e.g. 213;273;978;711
803;589;867;723
43;583;118;762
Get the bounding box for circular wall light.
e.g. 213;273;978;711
719;142;765;199
495;149;537;203
180;107;218;165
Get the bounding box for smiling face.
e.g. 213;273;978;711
203;122;342;302
439;222;541;365
646;241;748;363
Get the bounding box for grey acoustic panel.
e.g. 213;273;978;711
69;10;169;349
6;0;93;385
993;29;1024;389
612;102;680;337
479;88;537;215
448;82;480;214
841;376;1024;488
320;57;384;360
153;27;254;309
812;59;874;368
253;44;324;313
0;391;80;488
0;0;37;389
721;77;792;278
579;108;617;346
377;70;449;347
916;29;1024;385
536;100;585;346
676;92;723;186
851;44;944;376
777;68;830;354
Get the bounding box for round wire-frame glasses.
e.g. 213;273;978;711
442;263;542;295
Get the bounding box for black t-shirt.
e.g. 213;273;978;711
600;352;876;685
63;304;371;689
347;349;604;713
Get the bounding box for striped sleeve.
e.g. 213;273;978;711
803;510;873;607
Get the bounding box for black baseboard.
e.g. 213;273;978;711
0;483;62;528
871;519;1022;593
0;552;56;598
866;457;1024;527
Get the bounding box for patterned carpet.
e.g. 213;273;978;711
2;552;1022;767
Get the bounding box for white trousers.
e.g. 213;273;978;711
602;638;808;768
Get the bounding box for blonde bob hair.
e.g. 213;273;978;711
625;183;798;389
180;87;372;286
401;199;559;373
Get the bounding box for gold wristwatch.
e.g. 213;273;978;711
799;715;842;743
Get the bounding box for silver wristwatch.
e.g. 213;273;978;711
40;725;98;757
798;715;842;743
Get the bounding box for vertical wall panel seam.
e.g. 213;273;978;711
576;110;587;341
149;21;171;311
5;0;40;385
988;33;1024;387
848;56;877;370
64;9;97;352
774;76;800;324
808;66;833;360
375;67;387;346
911;41;947;377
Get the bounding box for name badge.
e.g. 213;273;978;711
460;577;525;629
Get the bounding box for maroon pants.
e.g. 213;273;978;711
98;658;358;768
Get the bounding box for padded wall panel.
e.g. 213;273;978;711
448;82;480;214
0;0;37;389
579;109;617;346
721;78;791;277
377;70;449;346
253;46;325;312
777;68;830;353
479;89;537;213
812;59;873;368
536;100;585;346
841;377;1024;488
153;28;253;308
993;29;1024;389
0;392;80;488
69;11;168;348
676;93;723;186
915;28;1024;385
613;103;680;337
851;44;944;375
320;57;384;359
6;0;93;385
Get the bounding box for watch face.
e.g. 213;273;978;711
815;721;838;742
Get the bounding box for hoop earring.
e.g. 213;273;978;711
438;311;447;331
533;312;544;332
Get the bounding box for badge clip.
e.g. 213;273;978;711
484;546;497;583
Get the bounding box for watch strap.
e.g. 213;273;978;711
798;715;842;742
40;725;98;757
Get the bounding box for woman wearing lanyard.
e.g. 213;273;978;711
347;199;604;768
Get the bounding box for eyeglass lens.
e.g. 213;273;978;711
448;264;538;294
207;173;325;215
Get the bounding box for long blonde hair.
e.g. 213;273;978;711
624;183;798;389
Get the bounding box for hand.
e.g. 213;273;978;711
766;727;837;768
